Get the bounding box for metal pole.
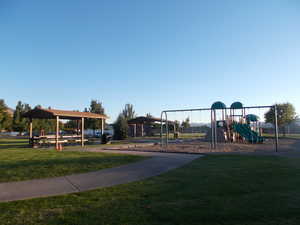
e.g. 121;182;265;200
160;111;164;147
165;112;169;146
211;109;214;149
274;105;279;152
56;116;59;150
214;110;217;149
222;109;224;121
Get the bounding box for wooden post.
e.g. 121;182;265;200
76;120;80;135
134;124;137;137
101;118;104;136
29;118;33;146
81;117;85;147
56;116;59;150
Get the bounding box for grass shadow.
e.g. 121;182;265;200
0;140;29;149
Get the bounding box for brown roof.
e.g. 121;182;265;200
23;108;109;120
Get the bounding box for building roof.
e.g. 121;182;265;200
23;107;109;120
127;116;174;124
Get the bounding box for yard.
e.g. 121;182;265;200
0;138;144;182
1;153;300;225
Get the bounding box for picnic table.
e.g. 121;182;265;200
31;135;88;147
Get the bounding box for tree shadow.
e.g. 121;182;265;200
1;155;131;169
0;140;29;149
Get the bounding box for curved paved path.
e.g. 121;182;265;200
0;150;201;202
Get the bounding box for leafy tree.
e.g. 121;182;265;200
90;100;105;114
12;101;31;134
0;99;12;131
181;117;190;129
265;103;297;136
146;113;153;118
0;99;7;130
113;114;128;140
26;105;57;134
144;113;156;136
122;104;136;120
86;100;105;135
174;120;180;131
64;120;78;130
2;114;13;131
32;119;55;134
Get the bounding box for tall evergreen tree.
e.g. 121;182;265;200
113;114;128;140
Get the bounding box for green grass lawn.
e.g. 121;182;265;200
0;138;145;182
178;132;205;139
262;133;300;139
2;154;300;225
282;134;300;139
131;133;206;140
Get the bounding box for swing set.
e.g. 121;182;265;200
160;101;279;152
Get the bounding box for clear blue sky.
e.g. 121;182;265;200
1;0;299;122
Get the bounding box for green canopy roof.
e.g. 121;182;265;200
211;101;226;110
230;101;243;109
245;114;259;122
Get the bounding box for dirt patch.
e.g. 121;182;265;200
121;138;300;155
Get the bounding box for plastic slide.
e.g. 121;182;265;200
233;123;263;143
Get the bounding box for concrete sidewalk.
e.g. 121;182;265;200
0;150;201;202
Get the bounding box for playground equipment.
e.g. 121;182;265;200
209;102;264;146
161;101;279;152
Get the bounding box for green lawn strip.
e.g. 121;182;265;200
2;155;300;225
262;133;300;139
0;138;28;149
0;137;146;151
0;138;146;182
0;148;145;182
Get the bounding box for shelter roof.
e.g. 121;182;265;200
127;116;174;124
23;108;109;120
